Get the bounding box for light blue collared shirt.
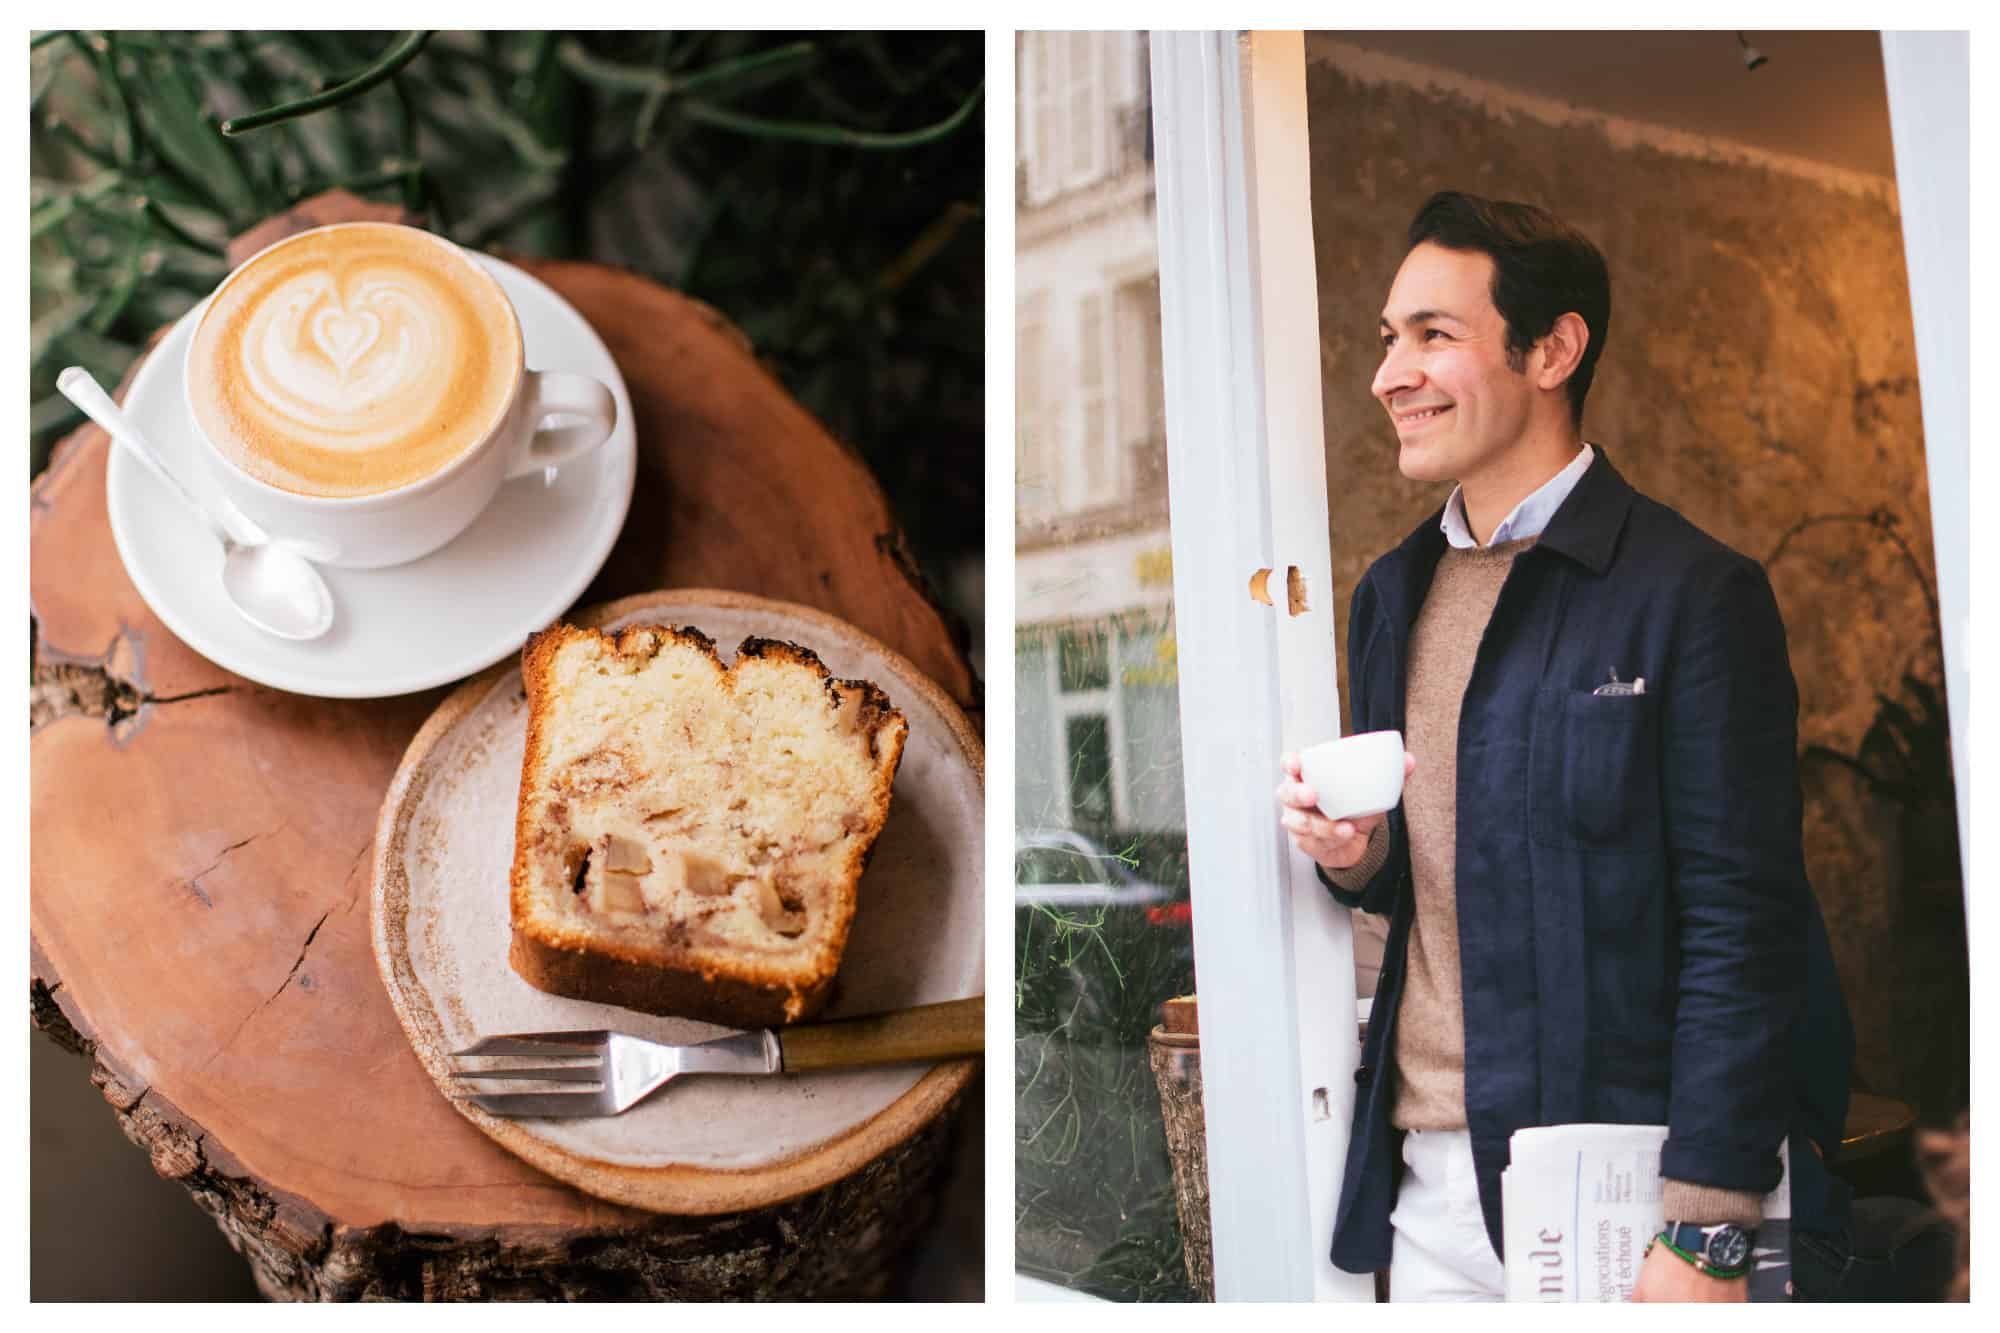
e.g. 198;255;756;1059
1440;443;1595;549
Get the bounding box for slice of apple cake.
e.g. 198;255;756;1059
508;622;907;1026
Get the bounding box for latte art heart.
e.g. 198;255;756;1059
249;274;442;424
310;303;383;378
188;225;521;499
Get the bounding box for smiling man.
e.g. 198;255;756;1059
1273;192;1855;1301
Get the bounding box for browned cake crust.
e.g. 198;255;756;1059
505;930;835;1030
508;621;907;1027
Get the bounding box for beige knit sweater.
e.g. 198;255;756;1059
1330;538;1761;1228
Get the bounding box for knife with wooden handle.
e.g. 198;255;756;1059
777;995;985;1072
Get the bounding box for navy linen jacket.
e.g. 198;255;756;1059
1320;448;1854;1274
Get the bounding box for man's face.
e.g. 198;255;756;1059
1372;242;1540;486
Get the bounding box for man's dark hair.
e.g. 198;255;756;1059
1406;191;1611;424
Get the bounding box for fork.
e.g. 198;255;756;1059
449;994;984;1117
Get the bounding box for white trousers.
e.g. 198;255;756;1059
1388;1128;1506;1302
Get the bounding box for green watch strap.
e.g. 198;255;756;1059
1650;1229;1750;1281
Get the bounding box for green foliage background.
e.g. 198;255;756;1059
28;29;982;594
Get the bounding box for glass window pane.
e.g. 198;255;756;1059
1115;611;1185;833
1017;29;1201;1302
1051;849;1096;886
1063;714;1114;829
1018;631;1059;831
1018;847;1060;886
1057;626;1109;692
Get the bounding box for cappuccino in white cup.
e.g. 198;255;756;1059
1299;730;1405;822
184;221;616;569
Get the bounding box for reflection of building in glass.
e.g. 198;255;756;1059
1015;33;1199;1303
1016;31;1183;848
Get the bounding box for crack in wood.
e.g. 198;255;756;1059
338;839;374;892
152;686;236;706
199;907;335;1073
274;911;334;1006
29;615;238;735
183;830;275;909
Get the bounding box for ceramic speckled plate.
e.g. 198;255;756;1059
370;589;983;1213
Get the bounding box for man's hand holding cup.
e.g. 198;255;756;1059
1276;731;1413;870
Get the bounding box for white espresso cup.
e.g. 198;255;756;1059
182;221;617;570
1299;730;1406;822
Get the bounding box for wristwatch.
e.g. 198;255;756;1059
1651;1221;1755;1279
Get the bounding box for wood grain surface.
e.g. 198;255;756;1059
29;192;980;1299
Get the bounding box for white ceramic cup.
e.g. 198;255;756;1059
182;223;618;570
1299;730;1406;822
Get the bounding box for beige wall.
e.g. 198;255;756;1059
1306;44;1964;1116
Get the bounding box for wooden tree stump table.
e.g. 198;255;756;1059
29;193;981;1301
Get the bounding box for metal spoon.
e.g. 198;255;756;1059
58;366;336;642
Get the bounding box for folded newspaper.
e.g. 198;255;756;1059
1501;1124;1791;1302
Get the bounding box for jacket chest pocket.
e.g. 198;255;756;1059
1530;687;1663;850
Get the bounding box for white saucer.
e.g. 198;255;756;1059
105;255;638;699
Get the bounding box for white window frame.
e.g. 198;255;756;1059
1150;30;1370;1301
1879;31;1970;892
